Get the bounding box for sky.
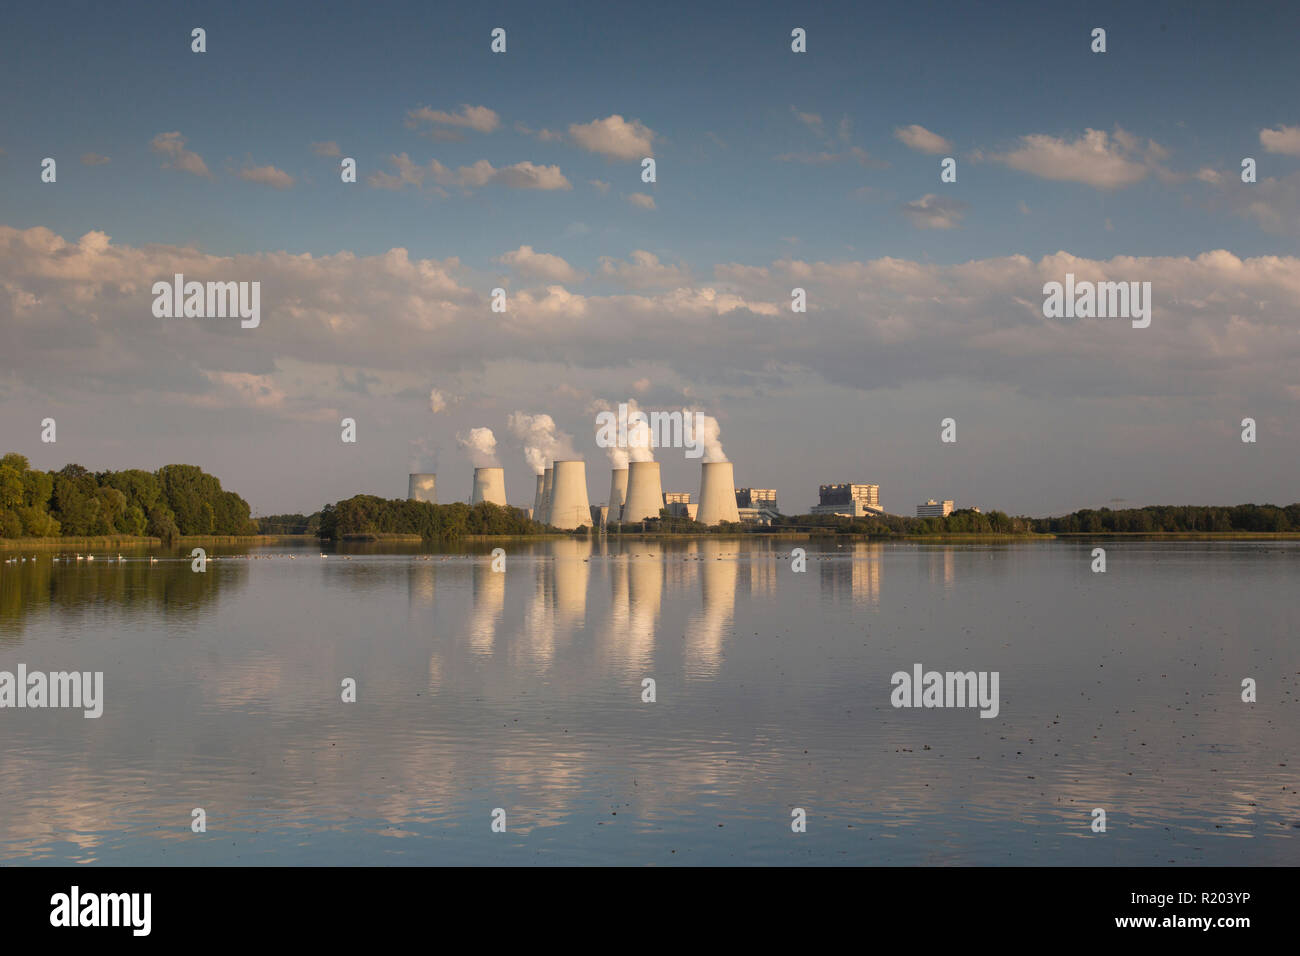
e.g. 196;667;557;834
1;0;1298;516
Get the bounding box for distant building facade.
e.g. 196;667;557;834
736;488;780;525
917;499;955;518
811;482;884;517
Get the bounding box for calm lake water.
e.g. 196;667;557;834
1;538;1297;865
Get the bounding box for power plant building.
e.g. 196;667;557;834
547;460;593;530
408;473;437;503
916;499;955;518
811;482;884;517
696;461;741;526
607;468;629;523
736;488;780;525
621;461;665;523
471;467;507;506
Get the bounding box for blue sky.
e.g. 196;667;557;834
2;0;1298;515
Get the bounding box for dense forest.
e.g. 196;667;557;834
1027;503;1300;533
318;495;541;539
0;453;257;540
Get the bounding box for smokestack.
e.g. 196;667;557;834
471;466;507;506
408;473;437;503
696;461;740;525
540;466;554;524
547;460;592;530
532;473;546;520
622;461;664;523
607;468;629;523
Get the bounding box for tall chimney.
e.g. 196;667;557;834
696;461;740;525
622;460;664;523
547;460;593;530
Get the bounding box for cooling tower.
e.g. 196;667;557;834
471;466;508;506
621;461;664;523
532;473;546;520
696;461;741;525
607;468;628;523
408;473;437;503
547;460;593;530
540;466;554;524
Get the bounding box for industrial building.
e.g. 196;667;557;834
607;468;629;524
810;483;884;518
532;474;546;522
622;461;665;523
916;499;955;518
471;467;508;506
663;493;698;520
697;461;741;525
547;460;593;530
736;488;780;525
408;473;437;503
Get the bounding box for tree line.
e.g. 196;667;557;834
0;453;256;540
1028;503;1300;533
317;495;541;539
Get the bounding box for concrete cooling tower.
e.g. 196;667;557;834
540;466;554;524
607;468;629;523
471;466;508;506
696;461;740;525
621;461;664;523
547;460;592;530
408;473;437;503
532;474;546;521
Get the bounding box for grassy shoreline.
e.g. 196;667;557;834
0;534;314;551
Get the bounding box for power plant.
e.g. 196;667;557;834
540;466;554;524
607;468;629;523
471;466;507;506
532;474;546;521
408;473;437;503
696;461;741;525
546;460;593;530
621;460;664;523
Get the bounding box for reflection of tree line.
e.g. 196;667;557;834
0;555;244;641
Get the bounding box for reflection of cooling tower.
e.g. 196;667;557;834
472;466;507;506
607;468;628;523
696;461;740;525
532;474;546;520
622;461;663;523
540;467;554;524
547;460;592;529
408;473;437;503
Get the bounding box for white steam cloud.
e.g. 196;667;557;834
692;412;726;462
456;426;499;467
508;411;578;473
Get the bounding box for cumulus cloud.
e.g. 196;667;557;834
625;192;655;210
150;131;211;178
1260;125;1300;156
407;104;501;139
369;154;570;191
901;194;968;229
495;245;582;282
895;124;952;154
589;179;610;194
3;225;1298;427
982;127;1163;189
569;115;655;160
238;163;295;189
80;153;111;166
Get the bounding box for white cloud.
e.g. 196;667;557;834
239;163;295;189
1260;125;1300;156
895;124;952;154
569;115;656;160
984;127;1162;189
589;179;611;194
495;245;582;282
625;192;656;210
901;194;968;229
599;250;686;288
407;104;501;136
150;132;211;178
369;154;570;191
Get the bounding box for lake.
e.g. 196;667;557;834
1;538;1297;865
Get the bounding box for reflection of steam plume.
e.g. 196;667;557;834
508;411;577;474
687;539;737;678
456;427;499;467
